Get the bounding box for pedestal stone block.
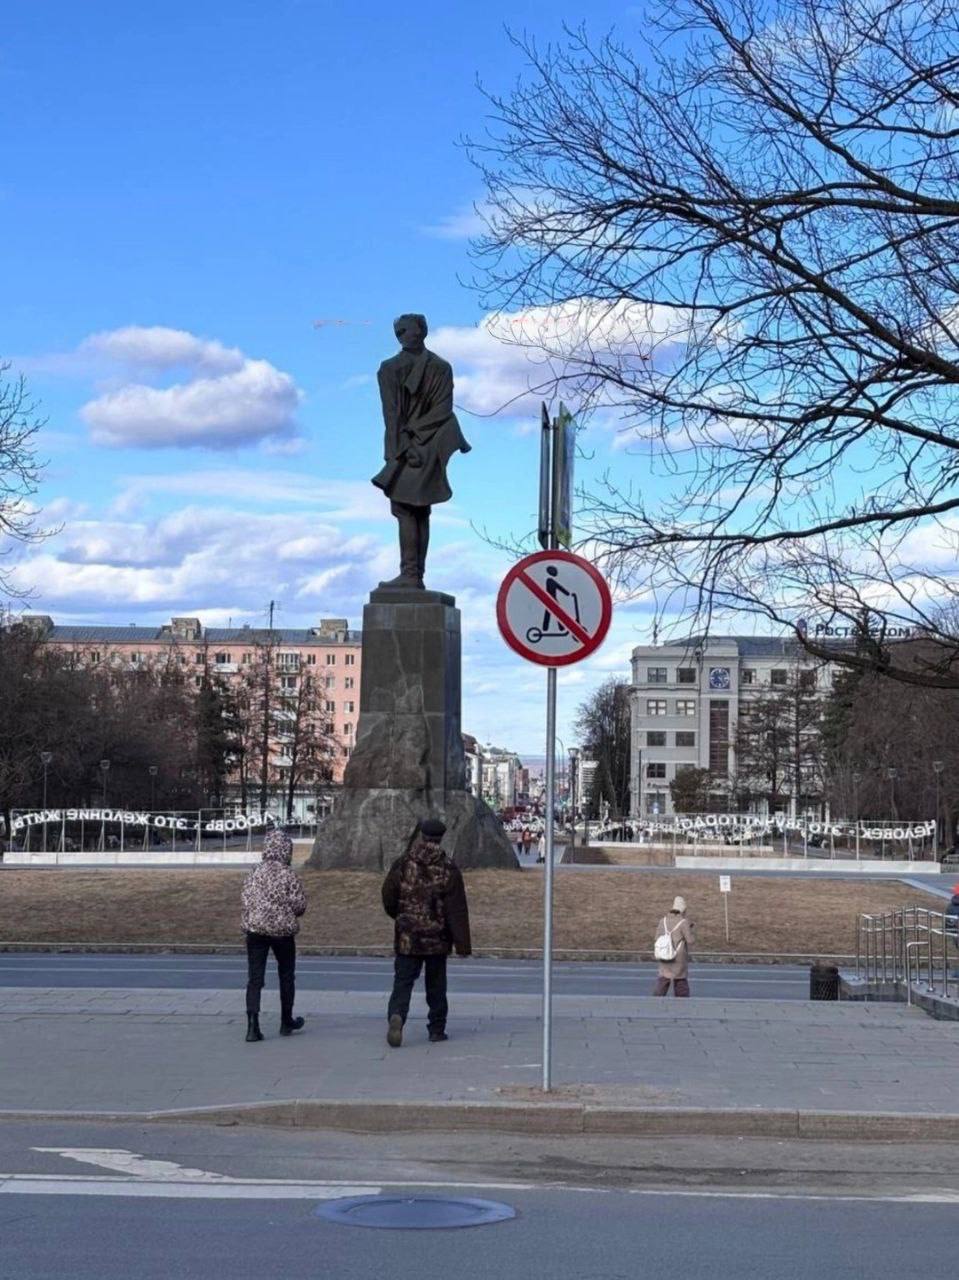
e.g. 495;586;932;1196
308;589;517;871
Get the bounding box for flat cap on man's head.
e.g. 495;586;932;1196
419;818;446;840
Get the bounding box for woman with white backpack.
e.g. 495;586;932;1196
652;896;695;996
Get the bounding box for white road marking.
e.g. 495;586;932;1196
1;1177;381;1200
32;1147;231;1181
2;1170;959;1205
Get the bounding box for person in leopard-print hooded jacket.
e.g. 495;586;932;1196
241;827;307;1042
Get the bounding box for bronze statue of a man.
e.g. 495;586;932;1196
372;314;471;589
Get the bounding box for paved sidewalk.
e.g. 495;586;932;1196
3;985;958;1122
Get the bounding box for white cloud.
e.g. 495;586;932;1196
81;357;301;450
421;205;490;240
436;298;692;423
79;326;245;376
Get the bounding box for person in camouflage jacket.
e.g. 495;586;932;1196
241;827;307;1042
381;817;471;1047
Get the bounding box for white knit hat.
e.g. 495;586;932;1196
672;896;687;912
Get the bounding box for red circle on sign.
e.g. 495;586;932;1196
496;549;613;667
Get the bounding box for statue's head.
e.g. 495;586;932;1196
394;313;428;351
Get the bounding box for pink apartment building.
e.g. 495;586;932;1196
23;613;362;814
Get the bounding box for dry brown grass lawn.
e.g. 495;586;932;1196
0;867;926;958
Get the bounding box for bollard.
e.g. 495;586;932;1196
809;962;840;1000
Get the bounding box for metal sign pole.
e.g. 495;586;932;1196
542;406;556;1094
543;664;557;1093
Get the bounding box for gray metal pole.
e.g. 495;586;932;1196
543;664;557;1093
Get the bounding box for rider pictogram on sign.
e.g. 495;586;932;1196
496;550;613;667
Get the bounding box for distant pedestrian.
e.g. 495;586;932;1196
381;817;472;1047
521;827;533;857
241;827;307;1042
536;832;546;863
653;896;695;997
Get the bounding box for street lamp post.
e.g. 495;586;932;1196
39;751;53;853
40;751;53;810
99;759;111;853
148;765;158;812
851;770;862;860
568;746;580;853
933;760;945;859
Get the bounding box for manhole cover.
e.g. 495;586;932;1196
315;1194;516;1230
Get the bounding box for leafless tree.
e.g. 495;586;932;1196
0;363;48;596
472;0;959;685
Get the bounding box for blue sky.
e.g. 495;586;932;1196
0;0;655;754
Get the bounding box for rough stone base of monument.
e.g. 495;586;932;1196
307;587;518;872
308;786;516;871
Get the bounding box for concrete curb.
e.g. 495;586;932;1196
1;1099;956;1141
0;942;855;964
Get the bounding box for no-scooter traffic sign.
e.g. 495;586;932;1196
496;549;613;667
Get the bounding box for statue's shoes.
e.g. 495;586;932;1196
378;574;425;590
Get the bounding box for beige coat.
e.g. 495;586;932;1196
655;911;694;979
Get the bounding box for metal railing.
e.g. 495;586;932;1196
857;907;958;1002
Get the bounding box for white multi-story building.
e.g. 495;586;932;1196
629;636;841;818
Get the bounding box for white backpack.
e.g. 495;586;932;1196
654;915;683;962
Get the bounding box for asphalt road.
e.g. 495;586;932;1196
0;953;812;999
1;1120;957;1280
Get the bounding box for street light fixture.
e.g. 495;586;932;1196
99;759;111;807
886;766;898;821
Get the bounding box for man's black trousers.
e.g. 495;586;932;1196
387;954;448;1031
245;932;296;1021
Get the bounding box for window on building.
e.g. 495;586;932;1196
344;700;355;713
325;699;335;712
646;667;667;684
325;654;336;666
345;677;354;689
646;731;666;747
280;676;297;691
646;762;667;779
646;699;668;716
194;675;203;689
90;651;100;665
324;722;335;735
276;652;299;671
130;651;143;664
708;700;730;774
325;675;335;690
194;653;205;664
676;731;695;747
305;654;316;666
342;744;350;756
676;699;696;716
343;722;352;736
741;669;755;685
770;668;787;686
241;652;251;664
677;667;696;684
799;669;817;690
345;654;356;666
214;652;230;665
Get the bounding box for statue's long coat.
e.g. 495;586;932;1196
371;348;471;507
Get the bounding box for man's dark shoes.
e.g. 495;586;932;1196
246;1014;264;1043
279;1016;305;1036
428;1030;448;1043
387;1014;404;1048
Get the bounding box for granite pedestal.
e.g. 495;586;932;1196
308;588;517;871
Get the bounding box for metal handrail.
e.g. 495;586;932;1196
856;906;956;1002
